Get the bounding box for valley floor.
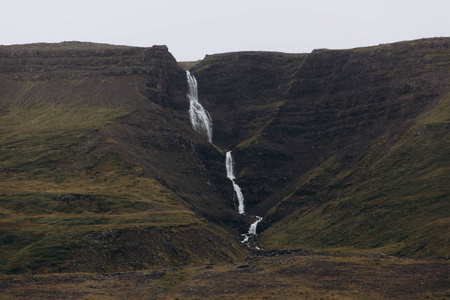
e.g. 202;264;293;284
1;249;448;299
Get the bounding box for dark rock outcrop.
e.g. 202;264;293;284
191;38;450;216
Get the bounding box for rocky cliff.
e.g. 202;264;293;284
191;38;449;256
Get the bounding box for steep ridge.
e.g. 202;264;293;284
191;38;450;256
0;42;247;273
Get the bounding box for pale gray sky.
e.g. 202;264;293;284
1;0;449;61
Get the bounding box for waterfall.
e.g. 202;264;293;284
186;71;213;143
225;151;245;214
248;216;263;235
241;216;263;246
226;151;263;247
187;72;261;247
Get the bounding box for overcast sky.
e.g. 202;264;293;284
1;0;449;61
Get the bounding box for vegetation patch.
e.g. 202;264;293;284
260;92;450;257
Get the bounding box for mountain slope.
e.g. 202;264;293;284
0;42;247;274
191;37;450;256
261;91;449;257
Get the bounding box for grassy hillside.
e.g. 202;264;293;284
0;43;248;274
0;84;231;273
260;90;450;257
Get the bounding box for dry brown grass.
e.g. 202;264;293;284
1;250;448;299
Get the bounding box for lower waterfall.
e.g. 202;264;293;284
241;216;263;247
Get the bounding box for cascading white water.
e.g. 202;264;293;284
241;216;263;245
248;216;263;235
226;151;262;246
226;151;245;214
186;71;213;143
186;73;260;247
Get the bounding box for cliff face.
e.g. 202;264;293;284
190;51;305;149
191;38;450;256
0;42;188;109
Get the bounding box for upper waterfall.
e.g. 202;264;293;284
186;71;213;143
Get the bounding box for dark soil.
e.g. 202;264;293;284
1;250;448;299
